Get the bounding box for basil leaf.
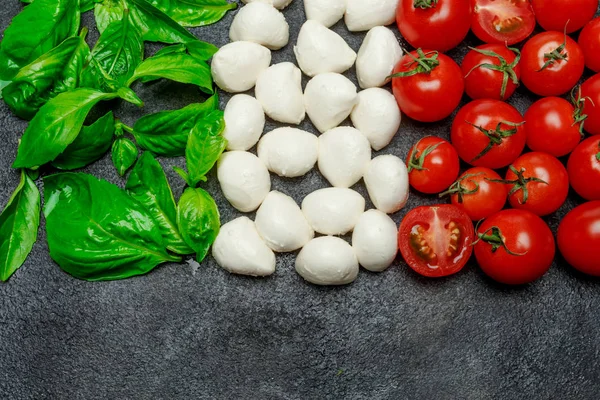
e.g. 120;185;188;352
177;187;220;262
127;0;197;44
43;173;181;281
52;111;115;170
112;137;138;176
21;0;96;13
94;0;125;33
148;0;236;28
126;152;193;254
185;110;226;186
152;41;218;61
0;170;41;282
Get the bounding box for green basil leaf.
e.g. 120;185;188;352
185;110;226;186
148;0;236;28
43;173;181;281
176;187;220;262
116;87;145;107
173;166;193;187
0;80;10;99
52;111;115;170
94;0;125;33
127;0;197;44
0;170;41;282
126;152;193;254
21;0;96;13
112;137;138;176
152;41;218;61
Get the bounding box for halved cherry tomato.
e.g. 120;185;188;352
474;209;555;285
398;204;474;278
406;136;460;194
579;18;600;73
531;0;598;34
581;74;600;136
471;0;536;45
567;136;600;201
558;201;600;276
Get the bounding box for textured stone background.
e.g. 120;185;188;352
1;2;600;399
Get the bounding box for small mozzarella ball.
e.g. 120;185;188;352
304;73;358;133
223;95;265;151
301;188;365;235
294;20;356;77
350;88;401;151
229;3;289;50
356;26;403;89
211;42;271;93
255;191;314;252
352;210;398;272
257;127;318;177
364;155;409;214
217;151;271;212
212;217;276;277
255;62;306;124
304;0;346;28
318;127;371;188
345;0;398;32
241;0;292;10
295;236;359;285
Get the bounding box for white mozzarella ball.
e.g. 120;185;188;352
229;3;289;50
350;88;401;151
255;62;306;124
295;236;359;285
318;127;371;188
345;0;398;32
217;151;271;212
211;42;271;93
212;217;276;277
352;210;398;272
241;0;293;10
304;73;358;133
257;127;318;178
223;95;265;151
255;191;314;252
294;20;357;77
356;26;403;89
301;188;365;235
364;155;409;214
304;0;346;28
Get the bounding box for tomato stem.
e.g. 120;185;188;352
389;49;440;78
571;86;591;136
465;46;521;100
407;141;441;172
538;26;569;71
596;143;600;163
467;120;524;162
413;0;439;9
474;226;526;256
439;172;484;202
488;165;548;204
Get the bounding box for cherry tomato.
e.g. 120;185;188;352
524;97;583;157
396;0;471;52
502;152;569;216
579;18;600;73
474;209;555;285
461;44;521;101
441;167;507;221
451;99;526;169
581;74;600;136
391;49;464;122
567;136;600;201
531;0;598;33
520;31;585;97
406;136;460;194
398;204;474;278
471;0;536;45
557;201;600;276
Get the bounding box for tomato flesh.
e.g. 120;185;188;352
558;201;600;276
471;0;536;45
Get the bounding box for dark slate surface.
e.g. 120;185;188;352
1;2;600;399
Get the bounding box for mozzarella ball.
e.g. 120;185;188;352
356;26;403;89
364;155;409;214
212;217;276;277
211;41;271;93
318;127;371;188
217;151;271;212
352;210;398;272
345;0;398;32
294;20;356;77
304;0;346;27
241;0;292;10
257;127;318;177
350;88;401;151
229;3;289;50
304;73;358;133
295;236;359;285
255;191;314;252
301;188;365;235
223;95;265;151
255;62;306;124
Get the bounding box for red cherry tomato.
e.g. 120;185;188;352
557;201;600;276
398;204;474;278
531;0;598;33
461;44;521;101
503;152;569;216
474;209;555;285
581;74;600;136
441;167;507;221
471;0;536;45
451;99;526;169
567;136;600;201
406;136;460;194
579;18;600;73
391;49;464;122
520;31;585;97
396;0;472;52
524;97;583;157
